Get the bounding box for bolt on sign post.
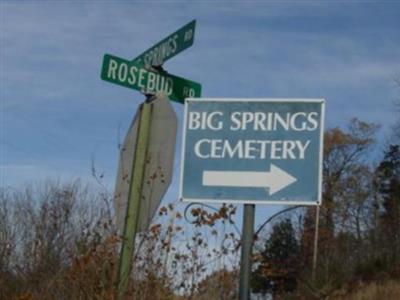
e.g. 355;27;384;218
180;98;325;300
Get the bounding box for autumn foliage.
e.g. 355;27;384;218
1;117;399;299
0;181;240;299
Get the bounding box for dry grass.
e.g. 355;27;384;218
333;280;400;300
0;181;241;300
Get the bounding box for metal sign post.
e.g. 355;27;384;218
312;204;321;282
117;101;152;299
239;204;255;300
101;19;200;300
115;93;178;299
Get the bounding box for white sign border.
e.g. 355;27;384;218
179;98;325;206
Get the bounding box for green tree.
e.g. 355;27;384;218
252;219;300;297
300;119;379;292
392;78;400;143
375;145;400;265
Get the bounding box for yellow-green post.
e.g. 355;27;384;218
117;101;152;299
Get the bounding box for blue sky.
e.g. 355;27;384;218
1;1;400;226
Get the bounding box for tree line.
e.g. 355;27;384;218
252;117;400;299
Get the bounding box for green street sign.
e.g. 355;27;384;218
133;20;196;68
101;53;201;103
